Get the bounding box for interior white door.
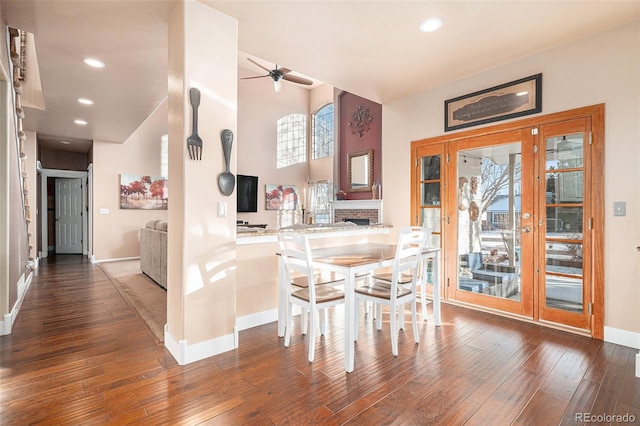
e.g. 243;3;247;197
55;178;83;254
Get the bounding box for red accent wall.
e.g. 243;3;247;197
338;92;382;200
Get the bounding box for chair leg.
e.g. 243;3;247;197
308;308;317;362
390;304;398;356
398;303;406;330
302;308;309;335
376;304;383;330
319;308;326;335
411;299;420;344
420;283;428;322
284;301;293;348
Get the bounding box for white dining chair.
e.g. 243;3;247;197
400;226;433;323
369;226;433;330
354;229;426;356
277;232;345;362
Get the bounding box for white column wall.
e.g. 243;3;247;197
165;1;238;365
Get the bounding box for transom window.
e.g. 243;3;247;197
312;103;334;160
276;113;307;168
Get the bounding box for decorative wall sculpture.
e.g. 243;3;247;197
348;105;374;137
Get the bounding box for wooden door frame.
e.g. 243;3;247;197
411;104;604;339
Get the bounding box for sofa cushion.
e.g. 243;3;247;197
146;219;161;229
155;220;168;232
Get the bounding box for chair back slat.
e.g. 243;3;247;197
277;231;318;302
389;230;427;300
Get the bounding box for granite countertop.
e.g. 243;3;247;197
236;222;390;238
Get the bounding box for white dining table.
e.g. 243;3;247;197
277;242;441;373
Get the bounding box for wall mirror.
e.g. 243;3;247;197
348;149;373;192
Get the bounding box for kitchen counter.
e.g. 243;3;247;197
236;223;391;245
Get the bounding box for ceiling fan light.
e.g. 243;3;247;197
274;79;282;92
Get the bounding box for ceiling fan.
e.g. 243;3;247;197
241;58;313;92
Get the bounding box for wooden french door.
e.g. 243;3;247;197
447;129;536;317
536;118;595;330
411;105;604;337
411;144;444;298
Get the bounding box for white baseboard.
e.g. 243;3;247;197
236;309;278;331
164;323;237;365
94;256;140;264
604;326;640;350
0;270;34;336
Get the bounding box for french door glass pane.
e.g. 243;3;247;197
422;183;440;206
421;156;441;180
457;143;522;301
420;208;441;235
544;134;585;313
420;154;442;292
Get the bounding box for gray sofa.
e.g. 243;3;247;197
140;219;167;289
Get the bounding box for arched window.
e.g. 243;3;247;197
276;113;307;168
312;103;334;160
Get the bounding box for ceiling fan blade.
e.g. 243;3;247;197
282;74;313;86
247;57;273;73
278;67;292;75
240;75;271;80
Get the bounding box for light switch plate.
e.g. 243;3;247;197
613;201;626;217
217;202;227;218
99;208;109;215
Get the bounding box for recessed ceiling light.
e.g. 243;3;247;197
419;18;443;33
82;57;105;68
77;98;94;105
74;119;88;126
60;141;71;145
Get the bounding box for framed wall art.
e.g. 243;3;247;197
445;74;542;132
265;184;299;211
120;174;168;210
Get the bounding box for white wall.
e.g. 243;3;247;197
92;100;168;261
382;22;640;337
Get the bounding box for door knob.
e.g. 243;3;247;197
521;225;532;233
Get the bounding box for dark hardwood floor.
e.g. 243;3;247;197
1;255;638;425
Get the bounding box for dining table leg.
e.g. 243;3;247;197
432;252;442;326
277;255;286;337
344;270;355;373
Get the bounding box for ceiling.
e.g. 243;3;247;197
2;1;638;154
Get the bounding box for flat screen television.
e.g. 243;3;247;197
237;175;258;213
